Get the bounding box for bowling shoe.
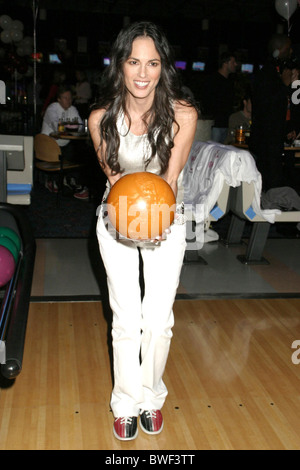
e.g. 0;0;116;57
139;410;163;435
63;177;82;191
73;187;89;200
113;416;138;441
45;180;58;193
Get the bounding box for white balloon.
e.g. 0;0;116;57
0;15;12;30
11;20;24;31
275;0;298;21
0;29;11;44
10;29;23;42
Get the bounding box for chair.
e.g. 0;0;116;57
184;179;231;264
193;119;214;142
225;182;300;264
34;133;85;198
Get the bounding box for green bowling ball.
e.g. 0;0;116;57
0;226;21;253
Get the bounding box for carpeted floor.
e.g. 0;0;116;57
24;181;300;240
24;183;104;239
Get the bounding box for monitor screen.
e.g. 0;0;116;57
192;61;205;71
103;57;111;66
241;63;254;74
175;61;187;70
49;53;62;64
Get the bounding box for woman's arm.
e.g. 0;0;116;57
88;109;122;186
163;101;198;197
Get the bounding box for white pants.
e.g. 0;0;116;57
96;212;186;417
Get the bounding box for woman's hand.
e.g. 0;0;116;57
150;227;171;245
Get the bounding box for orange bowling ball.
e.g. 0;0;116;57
107;172;176;240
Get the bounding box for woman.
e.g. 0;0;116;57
89;21;198;441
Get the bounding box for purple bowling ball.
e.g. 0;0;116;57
0;245;15;287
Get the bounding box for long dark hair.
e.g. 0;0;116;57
93;21;197;175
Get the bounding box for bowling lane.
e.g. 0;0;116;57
30;237;300;300
31;239;101;300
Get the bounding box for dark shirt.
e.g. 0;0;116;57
290;91;300;136
249;59;290;190
201;72;235;127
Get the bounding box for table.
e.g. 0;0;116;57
233;141;300;162
233;141;300;189
233;142;300;152
50;131;89;141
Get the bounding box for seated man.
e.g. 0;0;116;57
41;84;88;199
201;52;238;144
42;84;82;149
225;93;252;144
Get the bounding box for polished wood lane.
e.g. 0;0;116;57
1;299;300;450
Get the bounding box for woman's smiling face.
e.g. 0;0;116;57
123;36;162;101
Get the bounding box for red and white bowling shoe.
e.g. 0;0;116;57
139;410;164;435
113;416;138;441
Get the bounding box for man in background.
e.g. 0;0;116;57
41;84;89;199
225;92;252;144
249;34;298;191
201;52;238;143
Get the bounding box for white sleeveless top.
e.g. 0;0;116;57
103;111;184;205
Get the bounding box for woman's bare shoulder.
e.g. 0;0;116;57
174;100;198;125
88;108;106;126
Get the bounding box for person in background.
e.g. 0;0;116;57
225;92;252;144
201;52;238;143
41;84;82;145
41;84;89;198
